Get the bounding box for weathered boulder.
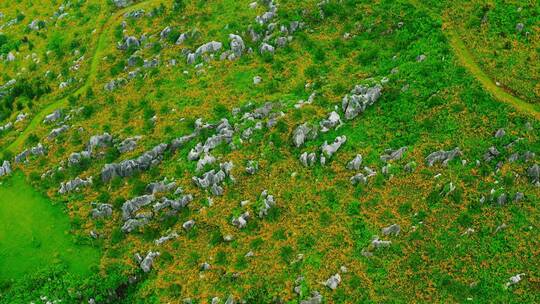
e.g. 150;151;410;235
140;251;160;273
299;152;317;167
346;154;363;170
350;173;367;185
300;292;323;304
325;273;341;290
484;146;500;162
425;147;462;166
43;109;62;124
195;41;222;57
258;190;276;218
101;143;168;182
232;212;250;229
382;224;400;236
117;136;142;153
91;203;113;219
259;43;275;55
122;195;154;220
0;160;11;177
68;151;91;166
160;26;172;40
292;123;318;147
229;34;245;58
494;128;506;138
342;85;382;120
182;219;195;230
245;160;258;175
528;164;539;186
320;111;342;132
122;218;149;233
58;176;92;194
380;146;407;163
146;179;176;194
155;232;179;245
196;153;216;172
321;136;346;158
113;0;133;8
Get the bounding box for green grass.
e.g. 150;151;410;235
0;171;99;280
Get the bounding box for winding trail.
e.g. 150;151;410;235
409;0;540;121
3;0;161;155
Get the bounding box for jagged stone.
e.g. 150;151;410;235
58;176;92;194
101;143;168;182
425;147;462;166
140;251;160;273
342;85;382;120
380;146;407;162
122;195;154;220
91;203;113;219
321;135;346;158
382;224;400;236
346;154;363;170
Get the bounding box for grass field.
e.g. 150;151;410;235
0;171;99;280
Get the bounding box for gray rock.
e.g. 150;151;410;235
484;146;500;162
170;132;197;151
259;190;276;218
196;153;216;172
101;143;168;182
195;41;222;57
122;218;149;233
86;133;112;152
319;111;341;132
371;236;391;249
146;179;176;194
182;219;195;230
292;123;318;147
382;224;400;236
416;54;426;62
404;161;417;173
325;273;341;290
119;36;140;50
380;146;407;163
516;23;524;32
259;43;275;55
232;211;250;229
350;173;367;185
425;147;462;166
160;26;172;40
494;128;506;138
122;195;154;220
299;152;317;167
253;76;262;85
0;160;11;177
245;160;258;175
58;176;92;194
113;0;133;7
155;232;179;245
514;192;525;202
346;154;363;170
527;164;539;186
229;34;245;58
140;251;160;273
342;85;382;120
117;136;142;153
91;203;113;219
43;109;62;123
68;151;91;166
321;135;346;158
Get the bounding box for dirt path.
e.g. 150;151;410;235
3;0;162;155
409;0;540;121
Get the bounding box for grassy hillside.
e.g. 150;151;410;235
0;0;538;303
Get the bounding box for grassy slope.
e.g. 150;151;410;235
2;0;164;155
0;171;99;280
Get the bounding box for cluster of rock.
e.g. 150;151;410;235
101;143;168;182
0;160;11;177
15;143;46;163
58;176;92;194
192;162;234;196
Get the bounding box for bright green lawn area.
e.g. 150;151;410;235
0;171;99;280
